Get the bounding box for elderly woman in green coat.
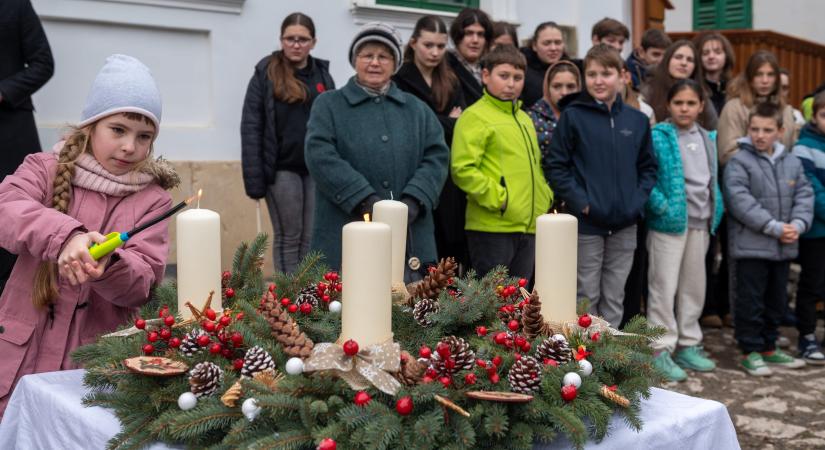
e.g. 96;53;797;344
305;22;449;275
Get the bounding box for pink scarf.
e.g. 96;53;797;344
54;141;153;197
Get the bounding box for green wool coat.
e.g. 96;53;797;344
304;77;449;270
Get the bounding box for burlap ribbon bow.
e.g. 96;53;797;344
303;341;402;395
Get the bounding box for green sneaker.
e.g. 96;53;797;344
674;346;716;372
741;352;772;376
761;349;806;369
653;351;687;382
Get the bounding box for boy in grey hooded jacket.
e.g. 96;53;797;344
724;103;814;376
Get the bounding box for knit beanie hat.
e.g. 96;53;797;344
78;54;162;133
349;22;403;73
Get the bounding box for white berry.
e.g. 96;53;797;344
242;398;261;421
563;372;582;388
578;359;593;376
177;392;197;410
285;357;304;375
328;301;342;313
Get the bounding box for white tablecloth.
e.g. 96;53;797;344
0;370;739;450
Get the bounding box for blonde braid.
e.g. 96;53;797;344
32;129;89;308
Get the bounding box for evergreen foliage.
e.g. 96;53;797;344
75;234;664;449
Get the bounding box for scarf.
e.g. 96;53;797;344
54;141;154;196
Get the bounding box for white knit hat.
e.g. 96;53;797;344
349;22;403;73
78;54;162;133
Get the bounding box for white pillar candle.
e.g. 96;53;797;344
372;200;408;285
535;213;578;322
340;220;393;347
176;208;222;319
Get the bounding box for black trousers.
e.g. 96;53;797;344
796;237;825;337
734;258;790;353
621;221;647;327
466;231;535;280
701;217;730;318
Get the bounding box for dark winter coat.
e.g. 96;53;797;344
706;78;727;116
447;51;483;107
0;0;54;178
547;90;658;235
240;54;334;199
794;123;825;238
519;47;549;110
724;138;814;261
392;62;469;263
304;77;449;270
625;51;648;91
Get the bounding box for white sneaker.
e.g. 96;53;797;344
776;336;791;348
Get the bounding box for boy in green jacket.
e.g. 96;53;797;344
451;45;553;280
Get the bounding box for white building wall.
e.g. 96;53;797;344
665;0;825;44
31;0;631;162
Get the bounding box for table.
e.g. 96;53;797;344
0;370;739;450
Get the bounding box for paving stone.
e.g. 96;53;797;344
734;415;806;439
743;397;788;414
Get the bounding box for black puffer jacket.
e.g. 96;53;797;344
240;53;334;199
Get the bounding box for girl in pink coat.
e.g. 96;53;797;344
0;54;178;417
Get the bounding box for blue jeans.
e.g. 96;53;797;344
265;171;314;274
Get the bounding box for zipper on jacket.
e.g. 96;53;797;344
610;110;617;235
771;158;784;256
513;106;537;231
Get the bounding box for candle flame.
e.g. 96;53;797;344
363;213;371;222
552;209;558;214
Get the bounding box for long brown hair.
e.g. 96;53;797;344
727;50;783;108
267;13;316;104
404;15;458;112
32;112;155;308
693;32;735;82
642;40;714;128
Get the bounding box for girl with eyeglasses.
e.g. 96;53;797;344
241;12;335;274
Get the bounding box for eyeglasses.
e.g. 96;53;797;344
357;53;393;65
282;36;313;47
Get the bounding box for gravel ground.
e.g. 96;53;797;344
664;324;825;450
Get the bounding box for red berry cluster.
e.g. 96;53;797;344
221;271;236;300
137;305;181;355
318;271;342;299
491;330;531;353
475;357;502;384
198;308;246;361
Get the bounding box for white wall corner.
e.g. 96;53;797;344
91;0;246;14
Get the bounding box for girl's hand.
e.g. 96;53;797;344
449;106;462;118
58;232;111;285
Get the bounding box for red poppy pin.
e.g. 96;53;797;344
316;83;326;93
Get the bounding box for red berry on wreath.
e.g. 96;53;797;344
476;359;487;368
135;318;146;330
396;396;413;416
197;334;211;347
492;356;503;367
590;331;600;342
300;303;312;315
494;332;507;345
221;348;233;358
464;373;477;385
288;304;298;313
204;308;217;321
203;321;216;333
508;320;520;331
209;343;222;354
233;358;244;370
219;315;231;327
436;342;451;359
222;270;231;280
514;335;527;348
425;368;438;378
578;314;592;328
231;332;243;346
224;288;235;298
439;376;452;387
343;339;359;356
514;353;522;361
353;391;371;406
318;438;337;450
476;326;488;336
322;294;331;303
421;376;434;384
444;358;456;370
561;384;578;402
142;344;155;355
505;304;515;313
159;328;172;341
147;331;159;343
518;278;528;288
489;373;500;384
268;283;276;293
169;337;181;348
419;346;431;359
317;282;327;293
281;297;291;306
163;315;175;327
520;341;531;352
334;284;342;292
235;312;245;321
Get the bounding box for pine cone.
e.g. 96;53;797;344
536;335;572;365
412;298;439;327
295;285;319;308
405;257;457;306
394;351;426;386
508;356;541;394
241;345;275;378
258;291;314;358
521;291;553;339
179;328;207;357
429;336;475;377
189;361;224;397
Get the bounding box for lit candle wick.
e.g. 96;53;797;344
363;213;371;222
197;189;203;209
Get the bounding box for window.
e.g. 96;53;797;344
376;0;479;14
693;0;752;30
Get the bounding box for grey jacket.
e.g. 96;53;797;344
724;137;814;261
